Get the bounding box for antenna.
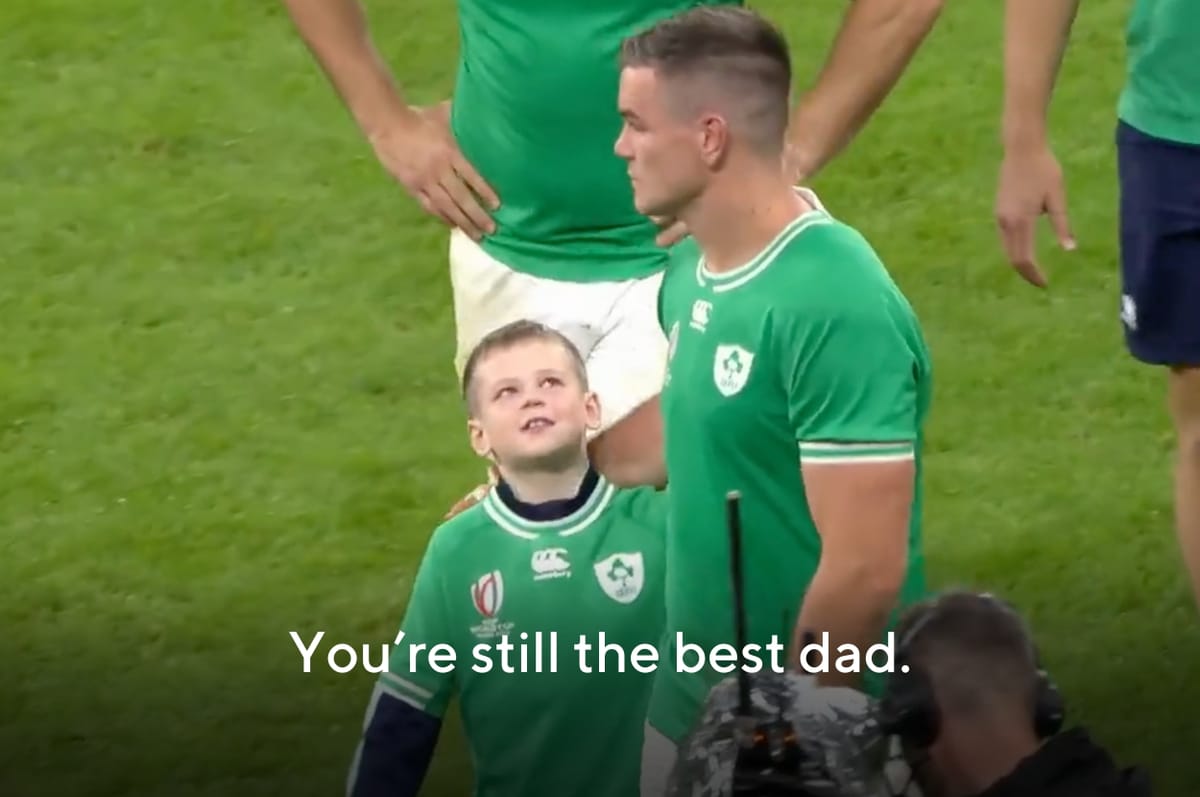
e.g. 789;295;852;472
726;490;752;717
725;490;810;796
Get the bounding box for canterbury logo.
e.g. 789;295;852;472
532;548;569;574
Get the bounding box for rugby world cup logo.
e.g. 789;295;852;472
472;570;504;618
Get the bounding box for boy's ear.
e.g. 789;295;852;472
467;417;492;459
583;390;602;433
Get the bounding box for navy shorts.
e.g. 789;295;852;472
1117;120;1200;365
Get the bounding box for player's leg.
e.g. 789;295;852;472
1169;368;1200;607
639;721;678;797
1116;119;1200;606
583;270;669;487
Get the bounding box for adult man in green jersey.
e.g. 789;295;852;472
280;0;945;501
612;8;931;792
346;319;667;797
995;0;1200;610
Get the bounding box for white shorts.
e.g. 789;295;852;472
639;722;679;797
449;228;668;437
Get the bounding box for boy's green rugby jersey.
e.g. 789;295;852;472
649;198;932;742
452;0;740;282
374;475;667;797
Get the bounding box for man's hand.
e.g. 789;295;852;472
995;141;1075;288
372;101;500;240
651;215;689;247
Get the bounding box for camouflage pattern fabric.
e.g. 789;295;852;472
666;672;919;797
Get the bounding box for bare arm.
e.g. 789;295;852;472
789;459;913;689
1001;0;1080;148
994;0;1080;286
785;0;944;182
281;0;414;137
281;0;498;237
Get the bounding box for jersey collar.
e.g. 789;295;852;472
483;467;615;540
695;187;832;293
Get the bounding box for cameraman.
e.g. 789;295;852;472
879;590;1152;797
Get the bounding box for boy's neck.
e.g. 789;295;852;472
500;457;595;507
682;160;811;274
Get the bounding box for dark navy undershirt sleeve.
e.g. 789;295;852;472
347;690;443;797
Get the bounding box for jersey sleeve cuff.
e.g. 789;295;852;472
798;440;914;464
379;672;444;716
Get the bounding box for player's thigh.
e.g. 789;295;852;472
585;270;668;436
447;230;569;378
1116;120;1200;367
639;721;677;797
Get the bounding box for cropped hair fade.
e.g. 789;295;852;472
619;5;792;153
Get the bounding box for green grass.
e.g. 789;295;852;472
2;0;1197;795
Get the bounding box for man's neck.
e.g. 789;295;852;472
680;158;812;273
938;718;1042;797
500;457;593;506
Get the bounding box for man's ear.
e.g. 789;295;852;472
583;390;602;433
698;112;731;169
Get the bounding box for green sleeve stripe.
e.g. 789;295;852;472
799;441;914;462
380;672;434;702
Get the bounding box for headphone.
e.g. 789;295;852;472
877;591;1065;749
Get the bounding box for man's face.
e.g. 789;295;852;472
467;339;599;473
614;65;709;219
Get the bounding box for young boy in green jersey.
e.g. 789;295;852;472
613;8;932;793
346;319;667;797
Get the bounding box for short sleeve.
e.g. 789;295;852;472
777;302;921;465
627;486;669;533
377;539;457;718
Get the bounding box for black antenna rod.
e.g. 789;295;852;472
726;490;752;717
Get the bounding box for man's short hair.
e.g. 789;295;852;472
619;6;792;155
896;589;1044;718
460;319;588;415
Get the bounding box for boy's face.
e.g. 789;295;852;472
467;339;599;473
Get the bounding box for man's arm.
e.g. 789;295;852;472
994;0;1080;287
791;453;913;689
280;0;498;237
784;0;944;182
776;289;923;689
281;0;411;140
347;539;457;797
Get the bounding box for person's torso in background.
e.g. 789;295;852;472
452;0;741;283
1119;0;1200;145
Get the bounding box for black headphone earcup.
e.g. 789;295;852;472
1033;672;1065;738
879;664;940;749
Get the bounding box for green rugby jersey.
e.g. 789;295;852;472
648;197;932;743
451;0;741;283
364;473;666;797
1118;0;1200;145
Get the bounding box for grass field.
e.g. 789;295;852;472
3;0;1198;795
